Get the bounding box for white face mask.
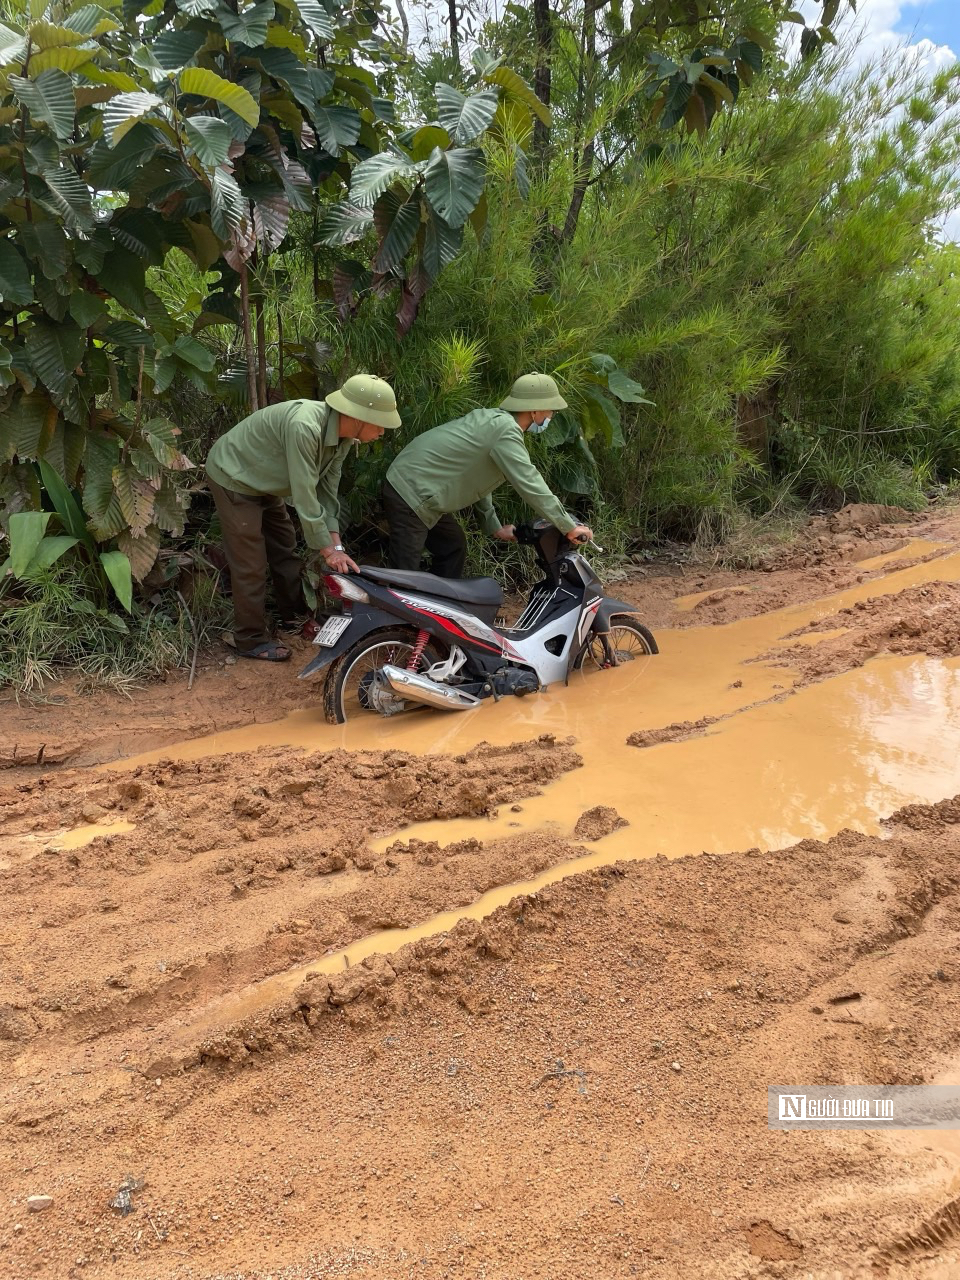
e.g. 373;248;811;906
528;415;552;435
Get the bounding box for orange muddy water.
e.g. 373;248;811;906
102;546;960;1004
120;547;960;857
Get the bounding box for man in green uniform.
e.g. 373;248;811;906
383;373;593;578
207;374;401;661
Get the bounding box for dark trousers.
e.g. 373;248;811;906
208;475;306;649
383;480;467;579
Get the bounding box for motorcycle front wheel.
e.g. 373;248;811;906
322;627;443;724
574;617;658;672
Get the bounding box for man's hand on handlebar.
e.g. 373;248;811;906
567;523;594;544
493;524;517;542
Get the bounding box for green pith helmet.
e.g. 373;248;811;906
326;374;402;429
499;372;569;412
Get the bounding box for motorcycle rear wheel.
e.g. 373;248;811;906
323;627;443;724
574;617;658;671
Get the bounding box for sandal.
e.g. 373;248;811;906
237;641;291;662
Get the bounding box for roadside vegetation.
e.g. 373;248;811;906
2;0;958;692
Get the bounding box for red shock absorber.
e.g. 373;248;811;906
406;628;430;671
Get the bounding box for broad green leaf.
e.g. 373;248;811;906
581;386;624;448
101;91;163;145
28;20;93;49
175;0;217;15
310;104;361;157
99;548;133;610
68;291;107;327
130;44;169;83
4;391;57;458
20;221;70;279
606;367;654;405
28;534;80;572
29;46;96;76
701;71;733;104
294;0;333;40
373;192;419;273
0;23;28;63
423;146;485;228
76;64;139;91
10;70;76;139
423;210;463;279
252;191;289;250
468;189;488;238
63;5;119;35
483;65;550;127
9;511;51;577
435;83;499;144
25;320;85;398
349;150;419;208
265;22;307;58
83;431;122;535
220;0;274;46
185;218;223;269
0;240;32;307
184;114;233;166
151;29;206;70
98;245;147;311
179;67;259;127
210;165;245;238
315;201;373;246
471;48;501;78
255;46;315;110
37;456;90;541
405;124;450;162
171;333;215;371
41;164;93;229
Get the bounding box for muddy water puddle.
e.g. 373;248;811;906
0;819;135;869
101;549;960;1049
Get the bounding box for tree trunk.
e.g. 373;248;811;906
277;304;285;402
532;0;552;174
561;138;595;244
560;3;596;246
238;257;258;413
447;0;459;67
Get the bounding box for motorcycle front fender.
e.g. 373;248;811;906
297;605;399;679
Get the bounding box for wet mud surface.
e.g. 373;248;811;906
4;504;960;1278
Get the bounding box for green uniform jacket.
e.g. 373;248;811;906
206;401;351;550
386;407;575;536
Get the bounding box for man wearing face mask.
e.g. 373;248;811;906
383;373;593;578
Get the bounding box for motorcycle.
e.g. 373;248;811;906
299;521;658;724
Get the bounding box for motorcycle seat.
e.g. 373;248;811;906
359;566;504;608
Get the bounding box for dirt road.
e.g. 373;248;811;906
3;503;960;1279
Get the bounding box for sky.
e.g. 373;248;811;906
796;0;960;240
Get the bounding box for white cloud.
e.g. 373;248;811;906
788;2;959;243
788;0;956;69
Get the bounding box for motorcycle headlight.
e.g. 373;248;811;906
325;574;369;603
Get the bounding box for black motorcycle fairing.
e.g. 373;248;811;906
297;604;399;679
593;598;645;632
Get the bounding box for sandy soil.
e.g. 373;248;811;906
3;504;960;1279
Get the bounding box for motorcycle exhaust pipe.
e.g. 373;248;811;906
381;664;481;712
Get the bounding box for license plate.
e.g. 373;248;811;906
312;615;352;647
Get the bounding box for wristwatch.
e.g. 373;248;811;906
332;543;345;552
